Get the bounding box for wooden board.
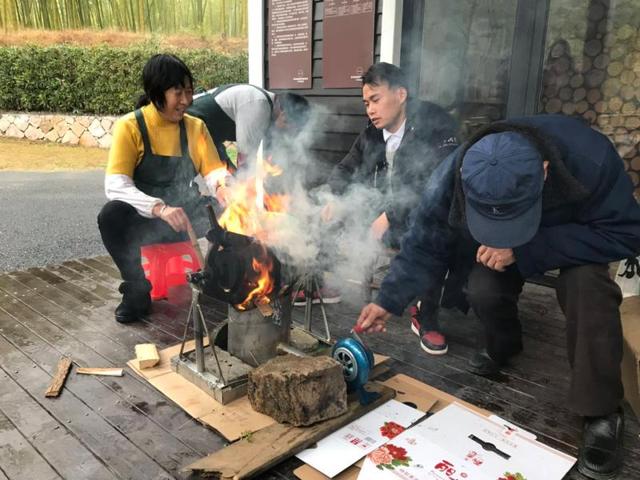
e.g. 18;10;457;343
0;368;117;479
185;383;395;479
44;356;72;397
3;254;640;479
76;367;124;377
0;271;225;477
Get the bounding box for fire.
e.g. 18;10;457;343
217;182;288;242
218;145;287;309
237;247;275;311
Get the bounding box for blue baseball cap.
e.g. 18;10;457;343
461;132;544;248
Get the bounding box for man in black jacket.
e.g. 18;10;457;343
325;62;458;355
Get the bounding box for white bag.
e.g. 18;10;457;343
615;257;640;298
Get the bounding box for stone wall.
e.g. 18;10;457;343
0;112;117;149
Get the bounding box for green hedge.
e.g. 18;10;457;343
0;44;248;115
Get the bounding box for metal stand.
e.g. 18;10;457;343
178;277;226;385
291;271;331;342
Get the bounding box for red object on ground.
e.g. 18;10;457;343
140;241;202;300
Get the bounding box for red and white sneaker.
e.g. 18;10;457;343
410;306;421;335
294;287;342;306
410;306;448;355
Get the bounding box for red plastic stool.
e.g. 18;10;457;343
140;241;202;300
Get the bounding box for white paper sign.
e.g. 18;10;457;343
296;399;424;478
358;403;576;480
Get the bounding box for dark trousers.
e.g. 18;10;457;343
383;226;441;331
467;263;623;417
97;200;210;282
414;285;442;331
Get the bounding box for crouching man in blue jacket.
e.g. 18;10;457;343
356;115;640;479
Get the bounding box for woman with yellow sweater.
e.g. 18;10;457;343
98;54;229;323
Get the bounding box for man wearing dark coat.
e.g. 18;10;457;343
356;115;640;479
325;62;459;355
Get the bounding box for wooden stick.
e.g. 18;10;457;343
76;367;124;377
45;357;73;398
187;225;206;268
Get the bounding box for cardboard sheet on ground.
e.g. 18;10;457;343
358;403;576;480
127;341;389;441
294;373;440;480
296;399;424;478
293;374;542;480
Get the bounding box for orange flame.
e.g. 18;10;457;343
237;249;275;310
218;158;288;309
263;157;283;177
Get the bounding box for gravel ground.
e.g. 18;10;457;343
0;170;107;272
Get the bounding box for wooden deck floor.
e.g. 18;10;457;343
0;255;638;479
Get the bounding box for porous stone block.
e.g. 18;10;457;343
248;354;347;426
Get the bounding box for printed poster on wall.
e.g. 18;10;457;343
323;0;375;88
268;0;313;89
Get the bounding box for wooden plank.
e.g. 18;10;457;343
44;356;72;397
0;283;225;461
0;368;117;480
0;272;179;349
76;367;124;377
28;267;106;307
186;383;395;479
0;273;164;359
82;257;122;280
0;406;63;480
0;327;176;479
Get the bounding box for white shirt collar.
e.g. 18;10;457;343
383;119;407;143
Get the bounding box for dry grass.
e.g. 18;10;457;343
0;29;247;54
0;137;107;171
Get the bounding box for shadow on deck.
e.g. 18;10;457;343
0;255;637;479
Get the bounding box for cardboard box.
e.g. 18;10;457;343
621;296;640;419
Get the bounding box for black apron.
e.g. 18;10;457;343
132;109;206;217
187;84;273;169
